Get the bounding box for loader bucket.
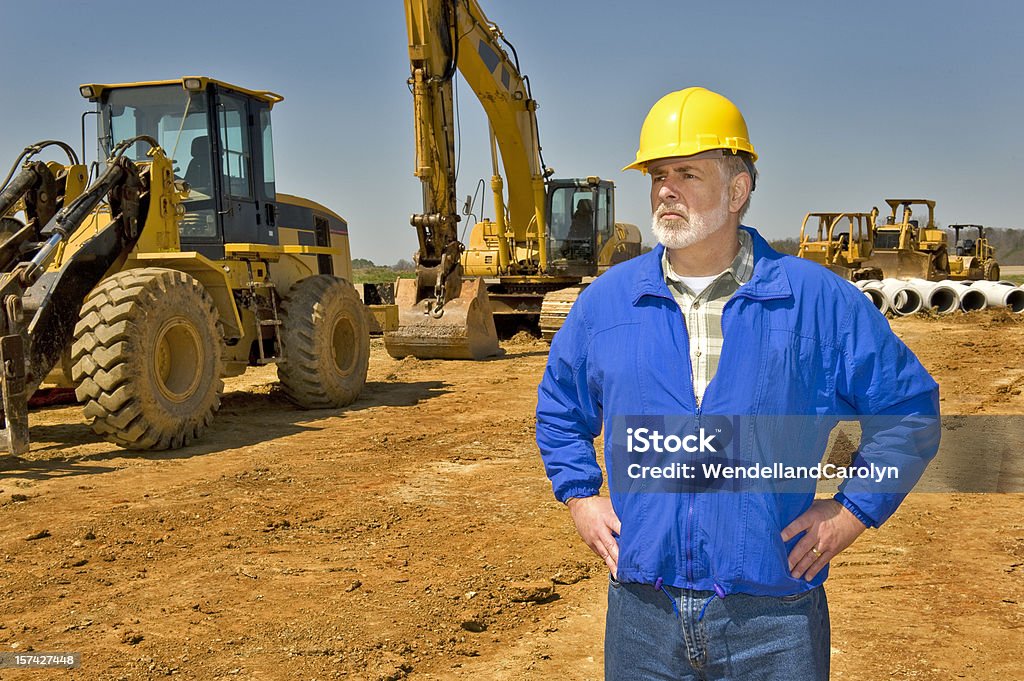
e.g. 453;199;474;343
384;277;499;360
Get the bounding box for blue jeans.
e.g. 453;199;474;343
605;578;830;680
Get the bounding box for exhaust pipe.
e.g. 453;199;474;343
855;280;889;314
906;278;960;314
879;279;923;316
969;280;1024;313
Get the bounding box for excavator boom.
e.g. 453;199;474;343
387;0;522;359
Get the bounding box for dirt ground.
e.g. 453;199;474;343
1;311;1022;680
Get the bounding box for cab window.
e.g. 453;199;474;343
217;93;252;199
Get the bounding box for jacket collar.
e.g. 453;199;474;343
632;226;793;305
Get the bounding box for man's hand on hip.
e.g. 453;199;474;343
782;498;867;581
567;496;622;579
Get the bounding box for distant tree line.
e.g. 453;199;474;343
350;258;417;284
769;238;800;255
351;258;416;271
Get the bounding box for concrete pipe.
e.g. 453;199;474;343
938;280;988;311
969;280;1024;313
879;279;923;316
855;280;889;314
906;279;960;315
860;288;888;313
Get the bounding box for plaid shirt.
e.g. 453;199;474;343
661;229;755;406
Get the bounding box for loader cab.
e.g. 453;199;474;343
950;224;988;258
545;178;615;276
83;77;282;260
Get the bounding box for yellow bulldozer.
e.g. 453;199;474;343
862;198;950;280
0;77;370;455
796;209;882;281
856;199;1000;282
385;0;642;359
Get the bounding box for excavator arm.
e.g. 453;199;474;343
405;0;549;266
391;0;553;359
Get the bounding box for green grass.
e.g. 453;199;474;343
351;267;415;285
1003;274;1024;285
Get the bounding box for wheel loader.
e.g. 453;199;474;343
0;77;370;455
386;0;642;359
796;209;882;281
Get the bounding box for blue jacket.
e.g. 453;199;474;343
536;227;940;596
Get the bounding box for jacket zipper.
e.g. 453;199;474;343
664;273;757;588
688;335;701;586
685;293;743;587
682;304;699;586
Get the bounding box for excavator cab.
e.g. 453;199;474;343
83;77;283;261
546;179;615;277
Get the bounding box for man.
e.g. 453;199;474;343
535;87;939;680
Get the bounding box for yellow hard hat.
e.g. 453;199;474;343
624;87;757;172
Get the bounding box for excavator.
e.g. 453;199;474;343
386;0;642;359
0;77;371;455
796;209;882;281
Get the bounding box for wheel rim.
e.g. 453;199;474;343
331;316;357;376
153;316;204;403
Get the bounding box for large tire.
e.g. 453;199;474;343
278;275;369;409
70;268;224;450
984;261;1000;281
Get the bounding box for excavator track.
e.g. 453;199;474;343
539;284;588;342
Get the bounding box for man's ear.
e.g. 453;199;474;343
729;172;752;214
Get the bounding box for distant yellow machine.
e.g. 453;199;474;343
0;77;370;454
862;199;950;280
858;199;1001;282
797;209;881;281
947;223;1000;281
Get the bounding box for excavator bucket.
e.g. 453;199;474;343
385;277;499;360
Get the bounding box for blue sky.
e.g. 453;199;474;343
2;1;1021;264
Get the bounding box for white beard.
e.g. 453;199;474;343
651;197;730;250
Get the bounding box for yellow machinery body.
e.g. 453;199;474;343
73;77;362;376
797;210;881;281
946;223;1000;281
862;199;950;281
0;77;371;453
